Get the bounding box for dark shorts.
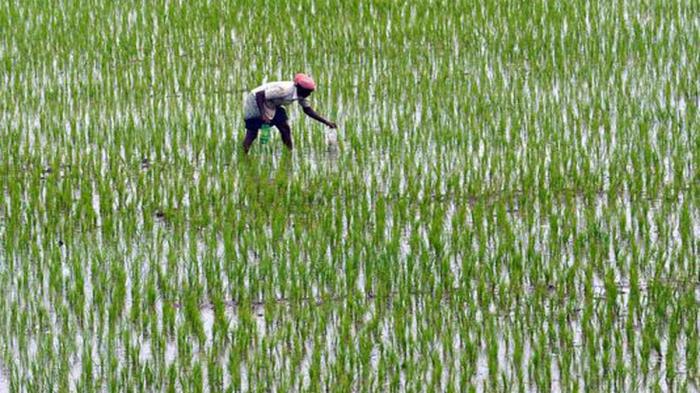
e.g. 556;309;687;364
244;107;288;130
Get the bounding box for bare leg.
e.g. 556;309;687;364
242;128;258;154
276;122;293;150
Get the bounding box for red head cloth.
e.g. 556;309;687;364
294;73;316;90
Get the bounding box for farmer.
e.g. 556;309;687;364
242;73;337;153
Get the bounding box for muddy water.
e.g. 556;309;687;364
2;184;698;391
6;272;697;392
0;363;8;393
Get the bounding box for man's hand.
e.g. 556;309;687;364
256;91;268;123
303;106;337;129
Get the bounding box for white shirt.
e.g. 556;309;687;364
243;81;311;120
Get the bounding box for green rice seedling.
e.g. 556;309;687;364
0;0;697;391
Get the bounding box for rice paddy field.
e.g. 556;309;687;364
1;0;699;391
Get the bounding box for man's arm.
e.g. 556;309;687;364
303;106;337;128
255;91;269;122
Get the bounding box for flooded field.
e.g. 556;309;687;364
1;0;698;391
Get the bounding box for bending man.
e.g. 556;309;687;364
242;73;337;153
